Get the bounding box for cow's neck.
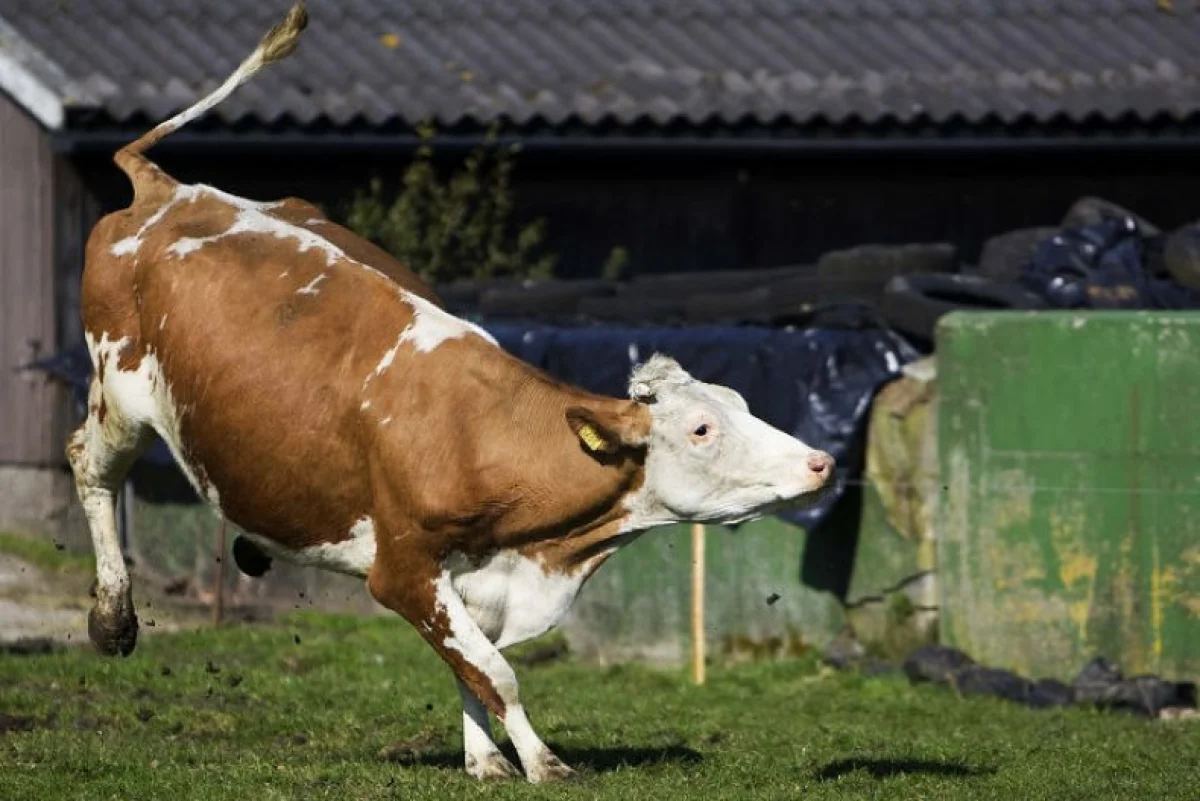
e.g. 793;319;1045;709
500;374;647;578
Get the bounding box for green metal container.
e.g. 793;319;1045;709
937;311;1200;682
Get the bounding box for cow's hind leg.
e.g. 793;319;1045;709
66;379;152;656
458;679;521;780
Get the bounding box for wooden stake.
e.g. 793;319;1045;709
213;519;227;627
691;522;706;685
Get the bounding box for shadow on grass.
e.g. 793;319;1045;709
816;758;993;782
550;743;703;772
392;743;703;773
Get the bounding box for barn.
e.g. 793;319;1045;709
5;0;1200;542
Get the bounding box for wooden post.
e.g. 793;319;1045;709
212;519;227;627
691;522;706;685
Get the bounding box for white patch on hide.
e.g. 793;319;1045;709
358;292;497;402
78;488;128;600
297;273;327;295
361;295;496;400
447;550;585;649
399;292;496;353
111;184;201;257
372;338;402;377
433;571;516;684
165;185;335;264
358;335;401;398
87;331;219;508
165;237;208;259
618;488;676;535
240;516;376;578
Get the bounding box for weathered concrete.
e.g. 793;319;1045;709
0;464;88;548
847;358;940;659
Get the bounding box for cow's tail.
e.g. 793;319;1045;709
114;1;307;186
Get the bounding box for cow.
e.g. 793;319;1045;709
68;1;835;783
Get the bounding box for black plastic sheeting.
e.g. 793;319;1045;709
824;640;1197;717
28;321;918;532
900;645;1197;718
1020;215;1200;310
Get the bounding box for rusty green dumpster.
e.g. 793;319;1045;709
937;311;1200;682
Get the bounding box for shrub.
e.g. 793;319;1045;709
344;123;556;285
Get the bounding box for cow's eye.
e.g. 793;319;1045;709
693;424;709;437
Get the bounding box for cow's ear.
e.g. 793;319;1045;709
565;403;649;457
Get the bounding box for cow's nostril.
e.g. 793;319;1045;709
807;452;833;476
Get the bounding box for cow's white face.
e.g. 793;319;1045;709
622;354;834;530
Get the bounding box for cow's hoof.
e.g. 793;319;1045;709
467;751;522;781
88;603;138;657
526;752;576;784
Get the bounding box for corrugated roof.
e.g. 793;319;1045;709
1;0;1198;132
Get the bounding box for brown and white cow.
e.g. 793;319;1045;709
68;2;834;783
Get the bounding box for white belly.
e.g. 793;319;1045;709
241;517;377;578
449;550;586;649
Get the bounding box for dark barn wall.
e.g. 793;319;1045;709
0;93;61;466
0;94;104;541
68;142;1200;285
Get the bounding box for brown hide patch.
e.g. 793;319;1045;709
364;340;651;574
170;216;230;242
126;191;406;548
114;152;177;208
513;400;649;577
518;464;646;579
81;177;412;549
115;343;144;374
82;215;146;374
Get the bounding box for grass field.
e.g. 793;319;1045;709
2;612;1197;801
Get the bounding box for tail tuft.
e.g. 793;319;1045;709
259;1;309;66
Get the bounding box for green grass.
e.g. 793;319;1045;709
1;613;1196;801
0;532;94;576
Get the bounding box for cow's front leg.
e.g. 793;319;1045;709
368;562;573;783
458;678;521;779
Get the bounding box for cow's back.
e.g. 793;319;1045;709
82;181;450;548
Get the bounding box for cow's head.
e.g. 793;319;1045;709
567;354;834;530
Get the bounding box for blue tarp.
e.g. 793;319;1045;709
28;321;918;531
1021;215;1200;310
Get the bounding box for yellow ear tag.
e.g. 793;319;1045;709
578;424;606;453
